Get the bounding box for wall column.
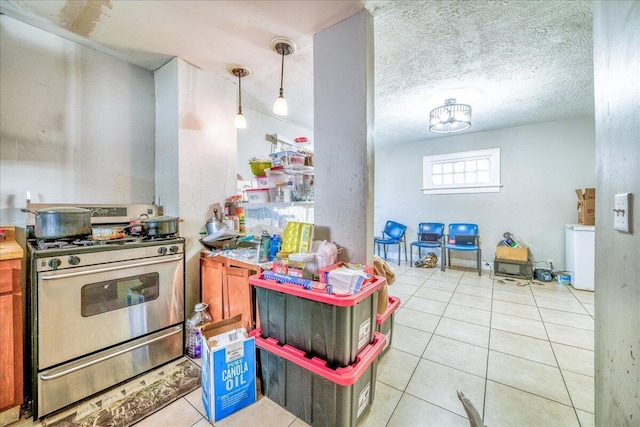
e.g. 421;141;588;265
313;10;375;264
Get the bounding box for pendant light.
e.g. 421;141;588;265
270;37;296;116
228;65;250;129
429;98;472;133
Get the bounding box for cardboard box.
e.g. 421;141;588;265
576;188;595;225
199;314;256;423
496;246;529;261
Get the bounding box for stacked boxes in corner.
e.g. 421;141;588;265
199;314;256;423
249;273;387;426
250;274;385;367
251;330;386;427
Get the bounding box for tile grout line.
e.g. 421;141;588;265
385;264;469;425
482;272;497;423
531;283;585;425
382;264;450;427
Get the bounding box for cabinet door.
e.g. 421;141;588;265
200;257;225;322
0;259;21;412
0;294;15;410
224;267;254;331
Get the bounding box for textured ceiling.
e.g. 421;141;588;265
0;0;594;146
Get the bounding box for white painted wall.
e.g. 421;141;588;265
0;15;156;226
593;1;640;425
374;116;596;269
155;58;238;314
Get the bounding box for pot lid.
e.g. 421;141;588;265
141;215;178;222
40;207;91;214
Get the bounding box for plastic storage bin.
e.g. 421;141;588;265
245;188;270;203
249;273;386;367
269;151;307;166
376;296;400;357
251;329;386;427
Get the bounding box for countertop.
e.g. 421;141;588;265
0;227;24;260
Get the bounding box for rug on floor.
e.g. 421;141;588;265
43;358;201;427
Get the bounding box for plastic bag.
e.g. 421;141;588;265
310;240;338;277
415;252;438;268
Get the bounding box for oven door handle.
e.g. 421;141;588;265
40;327;183;381
40;255;183;280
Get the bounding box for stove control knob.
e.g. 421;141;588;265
157;247;167;255
68;255;81;266
48;258;62;270
169;245;179;254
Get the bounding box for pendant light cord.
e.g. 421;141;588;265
238;73;243;113
279;47;285;97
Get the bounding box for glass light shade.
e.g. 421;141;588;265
273;95;288;116
429;100;472;133
234;112;247;129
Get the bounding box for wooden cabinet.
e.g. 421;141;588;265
200;252;261;332
0;227;24;418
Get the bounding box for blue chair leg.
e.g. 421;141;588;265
477;248;482;276
404;239;408;261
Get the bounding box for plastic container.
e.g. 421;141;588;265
249;273;386;367
186;303;212;358
281;221;314;254
246;188;270;203
249;161;272;176
376;296;401;358
255;175;269;189
269;151;306;167
287;253;314;279
251;329;385;427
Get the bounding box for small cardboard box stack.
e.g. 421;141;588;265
199;314;256;423
576;188;596;225
496;246;529;261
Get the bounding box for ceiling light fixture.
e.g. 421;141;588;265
228;65;250;129
270;37;296;116
429;98;472;133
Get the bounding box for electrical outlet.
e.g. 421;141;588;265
547;259;554;269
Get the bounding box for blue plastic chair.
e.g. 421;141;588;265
374;221;407;265
410;222;445;265
443;223;482;275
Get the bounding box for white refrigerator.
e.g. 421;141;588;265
565;224;595;291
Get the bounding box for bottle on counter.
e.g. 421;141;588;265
269;234;281;261
259;232;270;263
186;302;212;359
236;207;246;233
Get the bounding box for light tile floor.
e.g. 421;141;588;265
17;262;595;426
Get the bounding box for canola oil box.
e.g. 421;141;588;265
199;315;256;423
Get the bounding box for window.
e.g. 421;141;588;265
422;148;501;194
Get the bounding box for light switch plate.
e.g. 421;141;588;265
614;193;631;232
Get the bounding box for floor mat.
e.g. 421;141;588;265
43;358;201;427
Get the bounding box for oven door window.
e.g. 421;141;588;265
81;272;160;317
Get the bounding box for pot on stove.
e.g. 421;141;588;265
21;207;92;239
139;215;180;237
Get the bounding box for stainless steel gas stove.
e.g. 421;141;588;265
25;203;185;419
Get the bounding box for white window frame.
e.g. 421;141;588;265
422;148;501;195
